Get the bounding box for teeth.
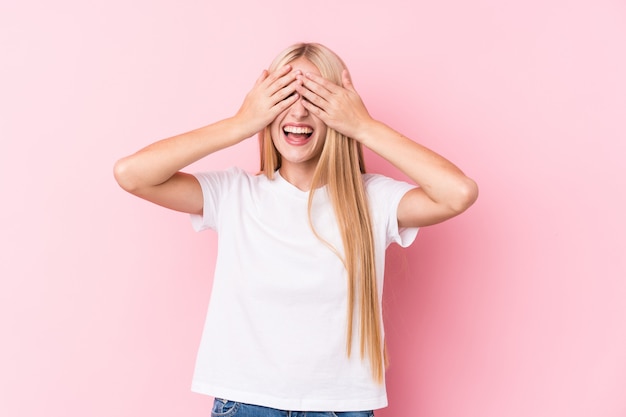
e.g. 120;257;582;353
283;126;313;135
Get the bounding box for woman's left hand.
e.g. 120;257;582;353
295;70;374;140
298;67;479;228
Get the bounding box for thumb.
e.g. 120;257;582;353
255;69;269;86
341;69;355;91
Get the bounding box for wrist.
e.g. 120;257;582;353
352;119;385;147
224;116;260;142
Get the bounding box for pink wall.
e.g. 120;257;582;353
1;1;625;416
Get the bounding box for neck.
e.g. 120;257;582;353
278;162;318;191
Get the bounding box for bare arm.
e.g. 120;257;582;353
351;121;478;227
296;70;478;227
113;65;300;214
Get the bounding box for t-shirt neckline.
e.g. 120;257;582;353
274;169;327;199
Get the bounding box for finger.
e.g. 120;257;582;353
300;98;325;118
296;76;330;105
272;80;299;104
303;72;338;95
254;69;269;86
264;64;293;87
272;91;300;113
295;82;328;110
268;68;300;98
341;69;355;92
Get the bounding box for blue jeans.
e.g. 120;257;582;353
211;398;375;417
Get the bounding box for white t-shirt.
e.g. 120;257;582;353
190;167;418;411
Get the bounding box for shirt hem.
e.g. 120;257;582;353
191;381;388;412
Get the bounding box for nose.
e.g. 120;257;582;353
289;96;308;118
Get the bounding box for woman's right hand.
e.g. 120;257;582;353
233;64;300;137
114;65;300;215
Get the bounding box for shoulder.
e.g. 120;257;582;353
362;173;417;222
363;172;390;186
362;173;416;196
194;166;247;181
194;166;264;188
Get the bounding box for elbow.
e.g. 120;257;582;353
449;177;479;214
113;157;139;193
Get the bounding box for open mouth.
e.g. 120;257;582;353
283;125;313;142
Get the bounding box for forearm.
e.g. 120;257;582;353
115;65;301;193
358;120;478;213
114;117;249;192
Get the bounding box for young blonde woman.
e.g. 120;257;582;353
114;42;478;417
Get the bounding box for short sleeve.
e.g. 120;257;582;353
189;167;243;232
364;174;419;248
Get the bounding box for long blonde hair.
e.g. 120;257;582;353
259;43;385;383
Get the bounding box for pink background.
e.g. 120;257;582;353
1;0;625;416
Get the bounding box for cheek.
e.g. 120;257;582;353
269;123;282;141
317;126;328;141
